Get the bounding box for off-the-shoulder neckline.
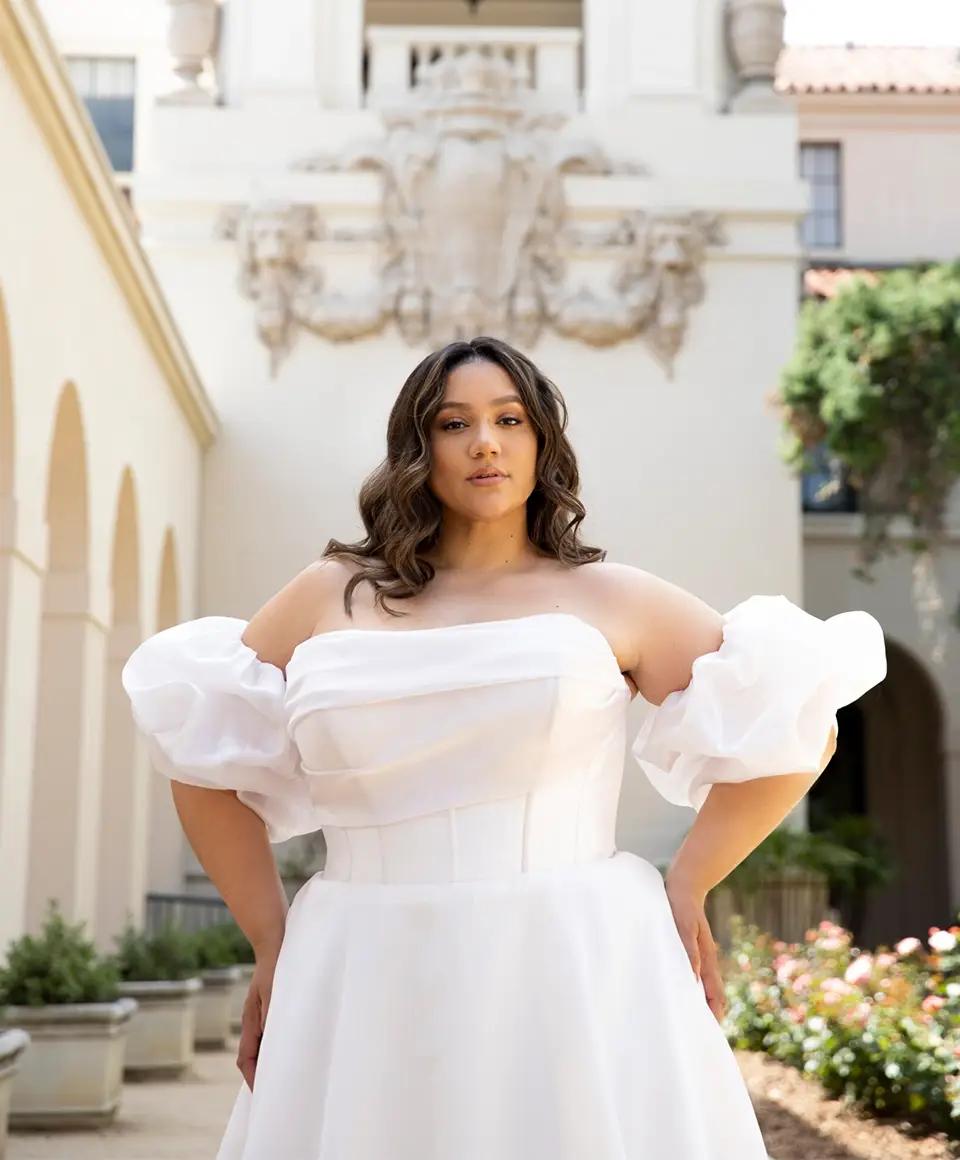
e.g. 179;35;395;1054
287;611;622;674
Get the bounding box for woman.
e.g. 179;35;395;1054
122;335;887;1159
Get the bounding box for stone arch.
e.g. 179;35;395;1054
808;634;950;946
96;467;145;941
26;383;96;930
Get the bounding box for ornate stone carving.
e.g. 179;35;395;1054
216;202;322;374
221;47;721;372
548;211;724;369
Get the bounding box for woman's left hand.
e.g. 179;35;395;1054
664;877;727;1024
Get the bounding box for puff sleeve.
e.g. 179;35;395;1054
120;616;316;843
630;594;887;812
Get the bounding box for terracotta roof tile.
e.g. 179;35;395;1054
803;268;880;299
776;45;960;95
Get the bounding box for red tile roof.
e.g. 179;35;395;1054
803;268;880;299
776;45;960;95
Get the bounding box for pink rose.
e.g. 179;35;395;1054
844;954;874;986
921;994;945;1013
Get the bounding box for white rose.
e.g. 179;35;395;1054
929;930;957;953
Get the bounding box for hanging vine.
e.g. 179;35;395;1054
771;261;960;663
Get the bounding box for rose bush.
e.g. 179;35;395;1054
723;914;960;1136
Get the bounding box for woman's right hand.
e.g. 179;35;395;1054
236;947;281;1091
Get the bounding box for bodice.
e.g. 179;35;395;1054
121;595;887;887
283;613;631;883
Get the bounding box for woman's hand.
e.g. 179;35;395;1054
663;876;727;1024
236;946;281;1091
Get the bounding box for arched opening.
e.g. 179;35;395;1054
807;635;950;947
96;467;144;942
26;383;95;930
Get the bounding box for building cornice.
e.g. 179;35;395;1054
0;0;218;447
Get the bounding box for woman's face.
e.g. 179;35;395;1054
427;359;539;520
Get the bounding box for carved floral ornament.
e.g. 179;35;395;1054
216;49;724;375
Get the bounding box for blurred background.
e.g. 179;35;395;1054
1;0;960;1151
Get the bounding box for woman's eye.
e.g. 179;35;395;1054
440;416;523;431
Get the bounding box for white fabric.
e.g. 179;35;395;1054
630;594;887;811
121;600;887;1159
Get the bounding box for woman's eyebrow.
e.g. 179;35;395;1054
436;395;523;412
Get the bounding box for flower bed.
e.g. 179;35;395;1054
723;916;960;1138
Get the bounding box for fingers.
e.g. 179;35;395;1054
236;990;262;1091
697;920;727;1022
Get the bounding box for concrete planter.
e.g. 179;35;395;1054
195;966;242;1049
117;977;202;1077
230;963;256;1034
1;998;137;1129
0;1030;30;1159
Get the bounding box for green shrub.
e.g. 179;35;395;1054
723;915;960;1137
210;921;255;965
111;921;200;982
0;900;119;1007
190;922;250;970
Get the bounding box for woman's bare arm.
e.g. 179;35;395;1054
615;567;838;892
169;561;333;956
664;729;835;899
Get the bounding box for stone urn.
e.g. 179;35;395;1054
0;1030;30;1158
162;0;220;104
195;966;242;1049
1;998;137;1129
726;0;786;107
118;977;202;1077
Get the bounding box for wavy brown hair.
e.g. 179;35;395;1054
322;336;605;618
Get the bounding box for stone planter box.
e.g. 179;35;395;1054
0;1030;30;1158
1;998;137;1129
195;966;242;1049
230;963;256;1034
117;977;202;1077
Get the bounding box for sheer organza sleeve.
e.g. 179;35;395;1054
120;616;315;843
629;594;887;811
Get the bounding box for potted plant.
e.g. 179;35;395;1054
111;921;202;1077
0;901;136;1128
190;924;243;1049
0;1029;29;1157
205;922;257;1034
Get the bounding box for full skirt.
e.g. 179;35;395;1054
217;851;768;1159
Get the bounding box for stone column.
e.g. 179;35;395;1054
25;568;108;933
234;0;321;103
0;497;46;949
316;0;364;109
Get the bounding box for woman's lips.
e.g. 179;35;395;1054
467;473;507;486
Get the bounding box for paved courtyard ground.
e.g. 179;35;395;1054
7;1047;240;1160
8;1044;956;1159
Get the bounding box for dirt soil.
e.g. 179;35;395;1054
736;1050;960;1160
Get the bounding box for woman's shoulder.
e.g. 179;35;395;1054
241;556;352;671
571;562;724;702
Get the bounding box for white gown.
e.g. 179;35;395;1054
121;595;887;1160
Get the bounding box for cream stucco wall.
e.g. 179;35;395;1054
127;0;809;874
797;88;960;907
798;94;960;264
0;0;213;948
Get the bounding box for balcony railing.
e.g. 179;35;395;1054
364;24;583;109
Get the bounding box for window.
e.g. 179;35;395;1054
64;56;136;174
799;142;842;249
801;440;858;513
